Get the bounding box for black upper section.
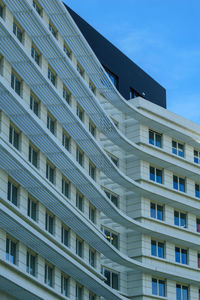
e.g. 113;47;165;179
65;4;166;108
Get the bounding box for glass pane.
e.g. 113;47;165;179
112;233;118;249
197;219;200;232
149;131;154;145
11;241;16;264
176;284;181;300
180;213;186;228
151;240;157;256
156;169;162;183
181;249;187;264
156;134;161;148
150;203;156;218
179;178;185;192
158;242;164;258
159;280;165;296
175;247;180;263
12;185;18;206
150;167;155;181
157;205;163;220
173;176;178;190
112;273;119;290
104;269;111;286
31;201;37;221
174;211;179;226
152;279;157;295
182;286;188;300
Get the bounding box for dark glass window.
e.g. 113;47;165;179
174;211;187;228
77;105;84;122
194;150;200;164
89;162;96;180
29;144;38;168
46;162;54;184
104;189;119;207
63;44;71;58
7;180;18;206
176;284;188;300
89;81;95;94
61;275;69;297
102;227;118;249
89;205;96;223
48;67;56;86
63;86;70;104
76;192;84;212
152;278;165;296
173;175;185;192
76;147;84;167
195;184;200;198
103;268;119;290
6;237;17;264
9;124;20;150
89;121;96;137
150;166;162;183
105;68;118;89
26;251;36;276
30;94;39;116
45;212;54;235
129;88;140;99
33;1;41;15
62;178;69;198
11;72;21;96
197;218;200;233
149;130;162;148
172;140;184;157
198;253;200;268
13;21;23;43
150;203;164;220
47;113;55;135
77;64;84;77
89;292;96;300
76;237;83;258
27;197;37;221
44;263;53;287
151;240;164;258
31;45;40;65
175;247;187;264
0;4;4;18
49;22;57;38
89;248;96;267
62;131;70;151
61;226;69;247
76;284;83;300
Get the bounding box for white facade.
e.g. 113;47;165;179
0;0;200;299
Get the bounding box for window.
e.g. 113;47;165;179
197;218;200;233
63;43;71;58
89;161;96;180
89;80;95;94
7;180;18;206
76;284;83;300
89;204;96;223
104;189;119;207
29;144;38;168
149;130;162;148
0;55;3;75
33;0;42;15
89;292;96;300
61;274;69;297
129;88;140;99
49;21;57;38
76;147;84;167
107;152;119;167
6;237;17;264
89;121;96;137
44;263;53;287
9;124;20;150
46;161;55;184
174;211;187;228
152;278;165;297
172;140;184;157
150;203;164;221
0;3;4;18
176;284;188;300
175;247;187;264
77;105;84;122
76;237;83;258
48;66;56;86
76;191;84;212
62;177;70;198
198;253;200;268
63;85;70;104
11;71;21;96
150;166;162;183
102;267;119;290
26;250;36;276
45;211;54;235
173;175;185;192
195;184;200;198
102;227;118;249
30;93;39;116
105;67;118;89
77;63;84;77
27;197;37;221
13;21;23;43
61;225;69;247
151;240;165;258
89;248;96;268
194;150;200;164
31;44;40;65
47;112;55;135
62;131;70;151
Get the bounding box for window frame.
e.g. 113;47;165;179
152;277;165;297
175;246;188;265
7;179;18;207
63;84;71;105
176;284;188;300
173;175;185;192
26;249;36;277
76;147;84;167
30;93;40;116
89;161;96;180
44;262;54;287
62;130;70;152
62;176;70;198
29;143;38;168
174;210;187;228
102;226;119;249
103;187;119;207
49;20;57;39
48;65;57;86
150;202;164;221
13;19;23;43
101;266;119;290
172;140;184;157
149;129;162;148
46;161;55;184
89;204;96;223
89;120;96;137
27;196;37;222
11;70;21;96
150;166;162;184
61;273;69;297
76;104;84;122
151;240;165;259
6;236;17;265
61;225;70;248
76;191;84;212
45;210;54;235
89;247;96;268
76;236;83;258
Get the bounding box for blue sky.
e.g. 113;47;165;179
63;0;200;123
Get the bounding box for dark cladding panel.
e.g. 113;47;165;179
65;4;166;108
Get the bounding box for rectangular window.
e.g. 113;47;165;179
49;21;57;38
27;197;37;221
197;218;200;233
47;112;55;135
198;253;200;268
129;87;140;99
175;247;187;264
6;237;17;264
105;67;118;89
89;204;96;223
150;203;164;221
173;175;185;192
13;21;23;43
31;44;40;65
11;71;21;96
107;152;119;167
26;250;36;276
151;240;165;258
174;211;187;228
63;85;70;104
29;144;38;168
62;130;70;151
172;140;184;157
194;150;200;164
7;180;18;206
76;147;84;167
102;267;119;290
195;184;200;198
61;226;69;247
45;211;54;235
63;43;71;58
77;63;84;77
102;227;118;249
77;105;84;122
9;124;20;150
61;274;69;297
152;278;165;297
46;161;55;184
33;0;42;15
149;130;162;148
48;66;56;86
104;189;119;207
89;161;96;180
89;80;95;94
0;3;4;18
150;166;162;184
176;284;188;300
62;177;70;198
76;237;83;258
89;292;96;300
76;284;83;300
89;248;96;268
30;93;39;116
89;121;96;137
44;263;53;287
76;191;84;212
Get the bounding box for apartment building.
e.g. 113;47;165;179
0;1;199;300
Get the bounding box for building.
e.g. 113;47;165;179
0;0;199;300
